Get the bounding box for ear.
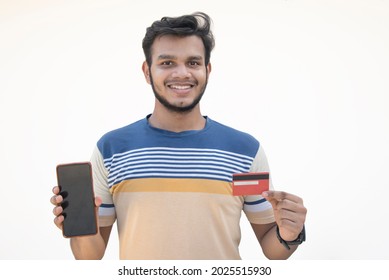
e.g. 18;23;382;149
142;61;151;84
206;62;212;76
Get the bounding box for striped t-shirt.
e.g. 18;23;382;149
91;116;275;259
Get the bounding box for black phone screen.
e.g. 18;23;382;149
56;162;97;237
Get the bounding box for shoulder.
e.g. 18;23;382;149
99;118;145;141
206;118;260;156
96;118;146;159
208;118;259;143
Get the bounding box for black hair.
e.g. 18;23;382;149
142;12;215;67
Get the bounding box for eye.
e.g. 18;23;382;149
188;61;200;67
161;61;173;66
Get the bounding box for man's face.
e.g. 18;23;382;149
143;35;211;113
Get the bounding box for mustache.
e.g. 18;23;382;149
164;79;198;86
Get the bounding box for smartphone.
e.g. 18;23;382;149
56;162;98;237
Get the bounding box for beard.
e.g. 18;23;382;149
149;72;208;113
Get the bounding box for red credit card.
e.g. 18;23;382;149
232;172;269;196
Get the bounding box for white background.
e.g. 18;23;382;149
1;0;388;260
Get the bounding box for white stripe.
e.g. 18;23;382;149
109;159;250;176
104;147;254;165
233;180;259;186
105;147;255;161
244;201;273;212
109;161;247;178
110;168;233;183
98;207;115;217
109;172;231;187
244;195;265;203
108;154;252;170
113;167;234;175
112;163;242;174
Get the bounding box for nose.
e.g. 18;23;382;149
171;64;191;78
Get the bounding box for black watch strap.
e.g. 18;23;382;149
276;225;306;250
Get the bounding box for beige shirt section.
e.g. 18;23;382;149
112;179;244;259
91;145;275;259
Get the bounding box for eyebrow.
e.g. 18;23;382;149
157;54;176;61
156;55;203;61
187;55;203;61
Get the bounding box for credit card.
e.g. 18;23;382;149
232;172;269;196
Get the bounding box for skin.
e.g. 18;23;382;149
51;34;307;260
143;35;210;132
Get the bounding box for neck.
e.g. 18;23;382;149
148;106;206;133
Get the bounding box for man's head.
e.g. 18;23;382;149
142;12;215;114
142;12;215;68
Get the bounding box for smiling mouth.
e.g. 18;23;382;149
166;80;197;90
168;84;194;90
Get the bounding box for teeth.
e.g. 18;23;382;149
169;85;192;90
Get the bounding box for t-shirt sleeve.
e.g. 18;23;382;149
90;145;116;227
243;145;276;224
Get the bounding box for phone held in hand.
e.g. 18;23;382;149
56;162;98;238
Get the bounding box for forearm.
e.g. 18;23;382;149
70;232;106;260
260;225;298;260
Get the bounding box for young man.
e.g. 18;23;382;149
51;12;307;260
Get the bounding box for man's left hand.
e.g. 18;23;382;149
263;190;307;241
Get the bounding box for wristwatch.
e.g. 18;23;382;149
276;225;306;250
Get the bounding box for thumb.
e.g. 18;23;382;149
94;196;102;230
262;191;277;206
95;196;102;208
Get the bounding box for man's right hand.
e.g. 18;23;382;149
51;186;65;230
50;186;102;231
